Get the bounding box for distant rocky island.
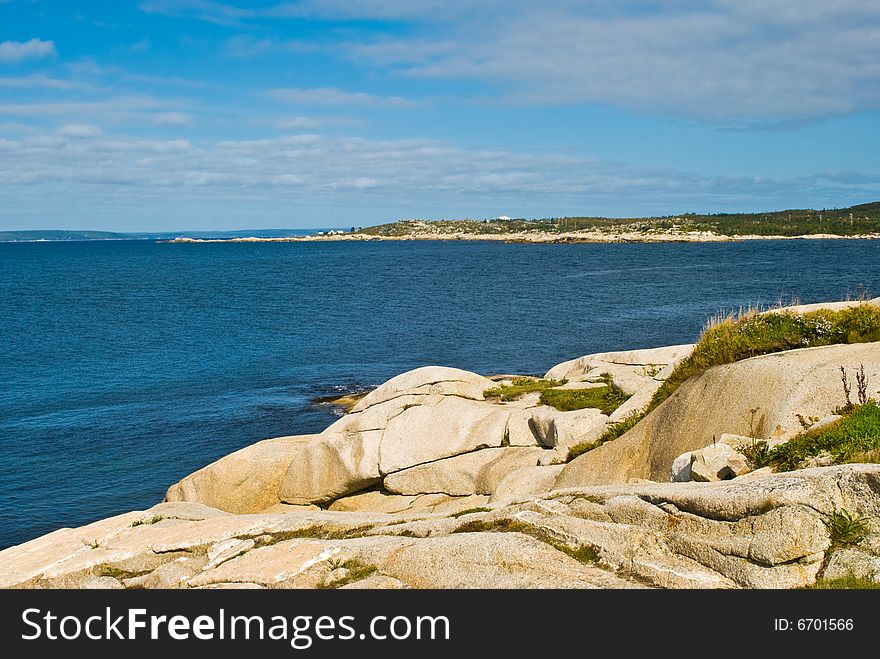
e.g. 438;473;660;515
165;201;880;244
4;297;880;589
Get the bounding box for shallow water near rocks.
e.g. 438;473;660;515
1;238;878;548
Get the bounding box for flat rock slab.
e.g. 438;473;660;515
384;447;545;496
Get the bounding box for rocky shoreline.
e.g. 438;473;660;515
3;298;880;589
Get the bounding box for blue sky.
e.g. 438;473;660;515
1;0;880;230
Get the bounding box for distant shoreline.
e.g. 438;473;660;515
164;231;880;245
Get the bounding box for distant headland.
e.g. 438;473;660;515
5;201;880;244
169;200;880;244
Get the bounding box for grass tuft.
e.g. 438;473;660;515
651;305;880;413
826;509;869;547
539;378;630;414
567;411;644;461
804;574;880;589
131;515;163;528
320;559;378;589
484;378;565;401
452;518;531;534
763;401;880;471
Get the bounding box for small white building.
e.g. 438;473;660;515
496;215;511;221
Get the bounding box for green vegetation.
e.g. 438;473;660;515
484;378;565;401
652;305;880;412
131;515;163;527
275;525;375;541
567;411;644;460
565;304;880;463
448;507;493;518
99;565;133;579
539;375;630;414
758;402;880;471
805;574;880;589
355;201;880;239
553;543;600;564
485;374;630;415
320;559;378;589
826;509;869;547
453;518;530;534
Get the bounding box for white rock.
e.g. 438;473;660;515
690;443;751;482
671;452;693;482
383;447;544;496
378;397;511;474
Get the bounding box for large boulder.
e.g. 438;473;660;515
489;464;565;503
769;297;880;315
556;342;880;487
350;366;495;412
166;366;509;510
276;430;383;505
378;396;511;474
689;443;751;482
165;435;323;513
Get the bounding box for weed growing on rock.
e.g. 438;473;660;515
484;378;566;401
131;515;163;527
539;379;630;414
805;573;880;589
765;401;880;470
856;364;869;406
740;439;771;468
567;411;644;460
652;305;880;412
550;542;600;564
827;510;869;547
840;365;854;410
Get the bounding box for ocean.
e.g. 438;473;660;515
1;238;878;548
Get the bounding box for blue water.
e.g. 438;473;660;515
1;239;878;549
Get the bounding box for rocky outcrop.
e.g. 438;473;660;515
166;358;666;511
12;302;880;590
164;435;324;514
4;465;878;590
556;342;880;487
166;367;511;510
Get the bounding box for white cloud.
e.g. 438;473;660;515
224;35;318;58
152;112;192;126
0;96;170;118
136;1;880;118
272;115;357;129
269;86;414;107
0;128;875;212
342;1;880;119
57;124;104;138
138;0;252;27
0;74;79;90
0;38;57;63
